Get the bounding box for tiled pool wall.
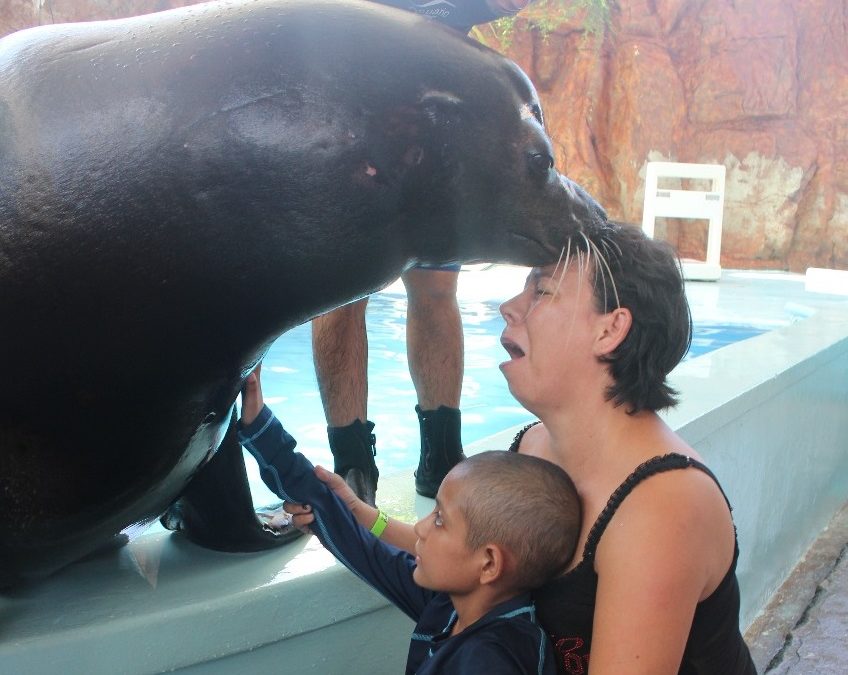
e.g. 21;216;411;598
670;306;848;629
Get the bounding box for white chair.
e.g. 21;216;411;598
641;161;726;281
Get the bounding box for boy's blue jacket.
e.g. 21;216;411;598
238;405;557;675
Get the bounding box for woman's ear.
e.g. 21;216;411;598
594;307;632;357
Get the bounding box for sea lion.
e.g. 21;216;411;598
0;0;605;586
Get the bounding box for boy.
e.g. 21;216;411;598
237;367;580;674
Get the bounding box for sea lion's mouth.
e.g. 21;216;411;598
507;231;561;265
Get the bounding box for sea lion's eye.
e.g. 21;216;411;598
530;152;554;173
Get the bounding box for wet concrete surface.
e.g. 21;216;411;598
747;502;848;674
765;547;847;674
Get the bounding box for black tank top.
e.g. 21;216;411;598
509;423;757;675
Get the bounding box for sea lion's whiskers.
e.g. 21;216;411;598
552;239;572;299
588;236;621;310
549;244;567;289
587;238;608;310
604;231;623;259
573;231;592;297
568;240;589;318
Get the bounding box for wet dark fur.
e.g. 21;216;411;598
0;0;605;586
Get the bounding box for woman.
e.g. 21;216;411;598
285;221;756;674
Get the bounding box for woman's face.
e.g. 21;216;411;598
499;263;606;413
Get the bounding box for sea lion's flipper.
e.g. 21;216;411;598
160;412;302;551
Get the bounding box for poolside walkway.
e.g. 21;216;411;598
748;502;848;674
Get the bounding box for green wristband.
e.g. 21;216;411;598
369;509;389;538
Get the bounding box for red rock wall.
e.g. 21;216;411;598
503;0;848;270
3;0;845;270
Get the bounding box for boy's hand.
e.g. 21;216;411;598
240;364;264;426
283;465;377;532
314;465;366;517
284;501;315;534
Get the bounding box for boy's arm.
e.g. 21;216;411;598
237;405;434;621
297;468;419;553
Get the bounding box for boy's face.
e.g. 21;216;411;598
412;471;482;594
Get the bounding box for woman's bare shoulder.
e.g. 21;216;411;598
598;462;736;596
513;421;555;459
611;463;731;534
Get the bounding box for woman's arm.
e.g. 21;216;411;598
588;468;737;674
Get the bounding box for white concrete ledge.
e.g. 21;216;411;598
0;534;413;673
806;267;848;296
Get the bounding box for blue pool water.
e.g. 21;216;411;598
246;290;769;501
687;322;769;361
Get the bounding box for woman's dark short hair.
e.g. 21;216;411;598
586;221;693;413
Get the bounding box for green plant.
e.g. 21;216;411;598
471;0;611;50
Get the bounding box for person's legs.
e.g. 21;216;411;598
402;268;463;409
312;299;369;426
311;299;378;506
401;267;466;497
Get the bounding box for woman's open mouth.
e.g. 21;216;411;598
501;337;525;360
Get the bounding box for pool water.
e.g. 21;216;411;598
246;290;769;503
687;322;769;361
